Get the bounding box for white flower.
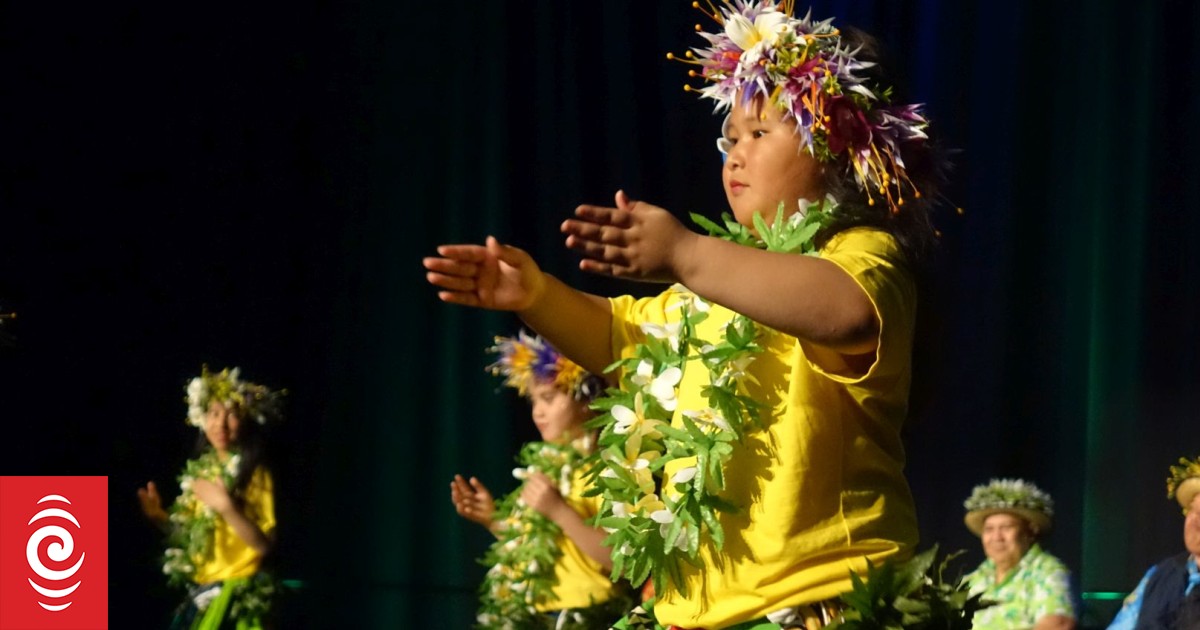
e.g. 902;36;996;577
630;360;656;388
682;407;732;433
186;377;206;403
648;367;682;411
612;405;638;435
713;355;756;387
558;468;572;496
671;466;698;485
668;294;711;318
640;322;683;352
725;10;788;52
192;585;222;611
650;509;674;524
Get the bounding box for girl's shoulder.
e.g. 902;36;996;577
820;226;902;258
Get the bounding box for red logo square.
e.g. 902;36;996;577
0;477;108;630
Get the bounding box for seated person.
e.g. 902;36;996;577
1107;455;1200;630
962;478;1077;630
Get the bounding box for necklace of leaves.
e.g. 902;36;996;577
584;200;835;596
476;439;588;629
162;448;240;588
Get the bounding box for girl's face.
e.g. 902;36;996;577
722;96;825;229
203;400;241;455
528;381;590;444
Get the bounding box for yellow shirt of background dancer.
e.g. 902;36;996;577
609;228;920;629
537;467;620;611
192;466;276;584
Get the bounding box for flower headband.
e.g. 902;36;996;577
1166;455;1200;513
964;478;1055;517
184;365;284;428
671;1;928;212
487;331;604;401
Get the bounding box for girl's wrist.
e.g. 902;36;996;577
518;271;551;316
671;231;705;285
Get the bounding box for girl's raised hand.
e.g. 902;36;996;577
136;481;168;525
450;474;496;529
520;471;568;519
424;236;546;311
192;478;234;516
563;190;699;283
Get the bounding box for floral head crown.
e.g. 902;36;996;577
184;365;284;428
487;331;604;401
963;478;1055;536
1166;455;1200;513
964;478;1055;515
671;1;928;213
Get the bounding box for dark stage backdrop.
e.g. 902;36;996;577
2;1;1197;628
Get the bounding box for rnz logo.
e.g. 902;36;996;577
0;475;107;630
27;494;86;611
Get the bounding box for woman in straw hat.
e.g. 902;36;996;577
962;479;1077;630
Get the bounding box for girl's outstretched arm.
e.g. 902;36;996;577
563;191;879;355
424;237;615;374
521;472;612;571
192;479;271;556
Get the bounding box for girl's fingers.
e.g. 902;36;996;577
562;220;628;246
437;291;482;307
565;237;631;266
423;257;479;277
574;205;632;227
425;272;476;292
579;259;633;278
435;244;488;261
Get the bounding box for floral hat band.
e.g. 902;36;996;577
487;331;604;401
1167;455;1200;513
673;0;929;213
963;478;1055;536
184;365;284;428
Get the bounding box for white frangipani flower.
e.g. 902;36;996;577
682;407;732;433
630;360;655;389
640;322;683;352
671;466;698;485
648;367;682;411
725;9;788;52
650;509;674;524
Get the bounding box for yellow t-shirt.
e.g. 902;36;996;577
609;228;919;628
538;467;620;611
192;466;276;584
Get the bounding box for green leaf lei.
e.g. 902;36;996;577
162;449;239;588
585;200;835;595
476;440;588;629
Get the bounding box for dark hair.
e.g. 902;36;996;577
813;26;952;273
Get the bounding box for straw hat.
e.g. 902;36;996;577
963;478;1054;537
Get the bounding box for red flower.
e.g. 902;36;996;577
825;96;872;154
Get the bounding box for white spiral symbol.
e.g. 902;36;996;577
26;494;85;612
